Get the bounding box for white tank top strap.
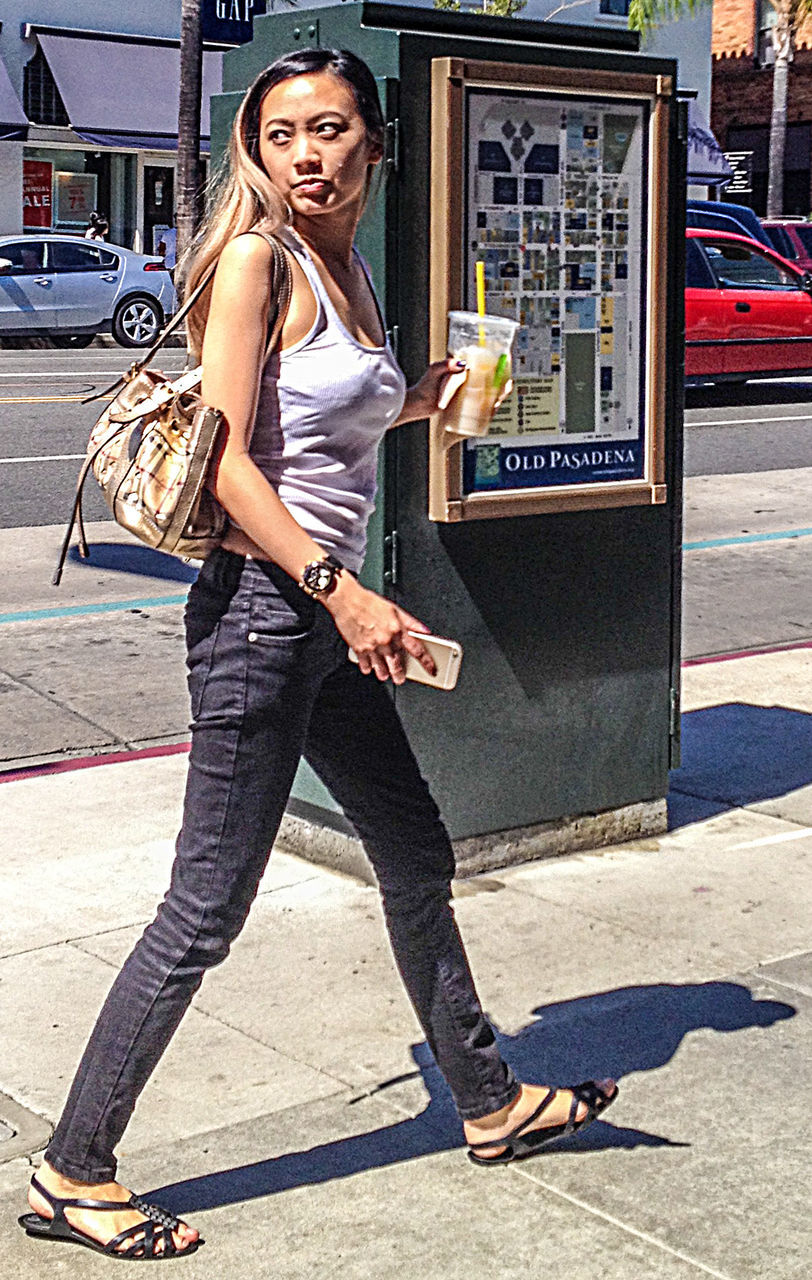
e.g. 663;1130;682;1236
275;228;327;336
279;228;387;352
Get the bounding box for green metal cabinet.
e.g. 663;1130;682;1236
210;3;686;852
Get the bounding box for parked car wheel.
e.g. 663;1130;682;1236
112;295;163;347
50;333;95;349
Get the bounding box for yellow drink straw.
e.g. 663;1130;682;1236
475;260;486;345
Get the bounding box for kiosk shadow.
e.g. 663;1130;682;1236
68;541;198;583
669;701;812;828
149;978;794;1216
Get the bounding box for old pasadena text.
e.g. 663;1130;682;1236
503;447;636;472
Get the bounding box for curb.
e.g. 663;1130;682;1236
0;334;187;351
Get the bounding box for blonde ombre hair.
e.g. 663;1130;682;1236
182;49;385;361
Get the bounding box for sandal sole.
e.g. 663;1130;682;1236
18;1212;201;1261
468;1085;618;1167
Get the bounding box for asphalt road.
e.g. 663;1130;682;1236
0;346;810;766
3;351;812;525
0;345;188;527
684;380;812;476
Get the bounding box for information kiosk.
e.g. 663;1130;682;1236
210;4;686;876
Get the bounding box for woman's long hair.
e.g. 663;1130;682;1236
182;48;385;360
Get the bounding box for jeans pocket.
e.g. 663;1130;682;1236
187;620;220;721
246;610;314;644
247;568;316;643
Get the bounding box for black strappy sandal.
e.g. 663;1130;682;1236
468;1080;618;1166
18;1173;203;1261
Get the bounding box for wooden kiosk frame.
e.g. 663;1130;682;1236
428;57;673;523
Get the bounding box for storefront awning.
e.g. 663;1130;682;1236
0;57;28;140
687;101;733;187
36;33;222;151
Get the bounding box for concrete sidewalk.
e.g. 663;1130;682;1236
0;647;810;1279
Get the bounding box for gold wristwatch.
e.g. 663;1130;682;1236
299;553;344;599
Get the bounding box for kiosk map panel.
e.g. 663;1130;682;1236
463;89;649;494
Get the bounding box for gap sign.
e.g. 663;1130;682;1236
202;0;267;45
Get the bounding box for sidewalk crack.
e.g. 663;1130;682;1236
0;666;125;747
496;880;658;941
749;973;811;999
184;1001;354;1092
513;1169;741;1280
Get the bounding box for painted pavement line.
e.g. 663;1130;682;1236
0;368;186;379
683;527;812;550
0;741;191;786
730;828;812;850
0;636;808;784
0;394;100;404
0;586;810;631
687;412;812;427
0;594;189;624
0;453;85;464
683;640;811;666
515;1171;738;1280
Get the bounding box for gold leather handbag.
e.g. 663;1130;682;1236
53;232;292;585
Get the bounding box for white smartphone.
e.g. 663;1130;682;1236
348;631;463;691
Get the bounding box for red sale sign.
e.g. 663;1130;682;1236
23;159;53;228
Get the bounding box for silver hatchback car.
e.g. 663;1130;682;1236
0;234;177;348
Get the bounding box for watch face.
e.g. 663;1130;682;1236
303;560;335;594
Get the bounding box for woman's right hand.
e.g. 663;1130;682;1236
324;576;436;685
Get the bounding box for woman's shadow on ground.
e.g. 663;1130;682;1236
152;978;795;1214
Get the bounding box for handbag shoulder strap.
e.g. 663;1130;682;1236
136;229;292;367
141;264;214;367
85;229;292;406
247;229;293;357
58;231;294;586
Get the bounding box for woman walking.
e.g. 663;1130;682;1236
20;49;615;1261
84;211;109;241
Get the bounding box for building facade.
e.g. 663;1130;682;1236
713;0;812;214
1;0;714;246
528;0;713;116
0;1;264;248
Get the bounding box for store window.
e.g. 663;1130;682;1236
144;165;175;256
22;148;137;248
23;47;68;126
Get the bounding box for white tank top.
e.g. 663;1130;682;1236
248;229;407;573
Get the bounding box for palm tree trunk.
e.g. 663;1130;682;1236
766;11;793;218
176;0;204;275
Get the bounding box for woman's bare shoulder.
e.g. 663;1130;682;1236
216;232;275;280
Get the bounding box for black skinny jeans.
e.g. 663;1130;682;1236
46;549;518;1182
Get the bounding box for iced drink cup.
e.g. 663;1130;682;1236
441;311;519;437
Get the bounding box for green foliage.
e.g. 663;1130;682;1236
483;0;527;14
433;0;527;15
628;0;812;39
628;0;703;36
